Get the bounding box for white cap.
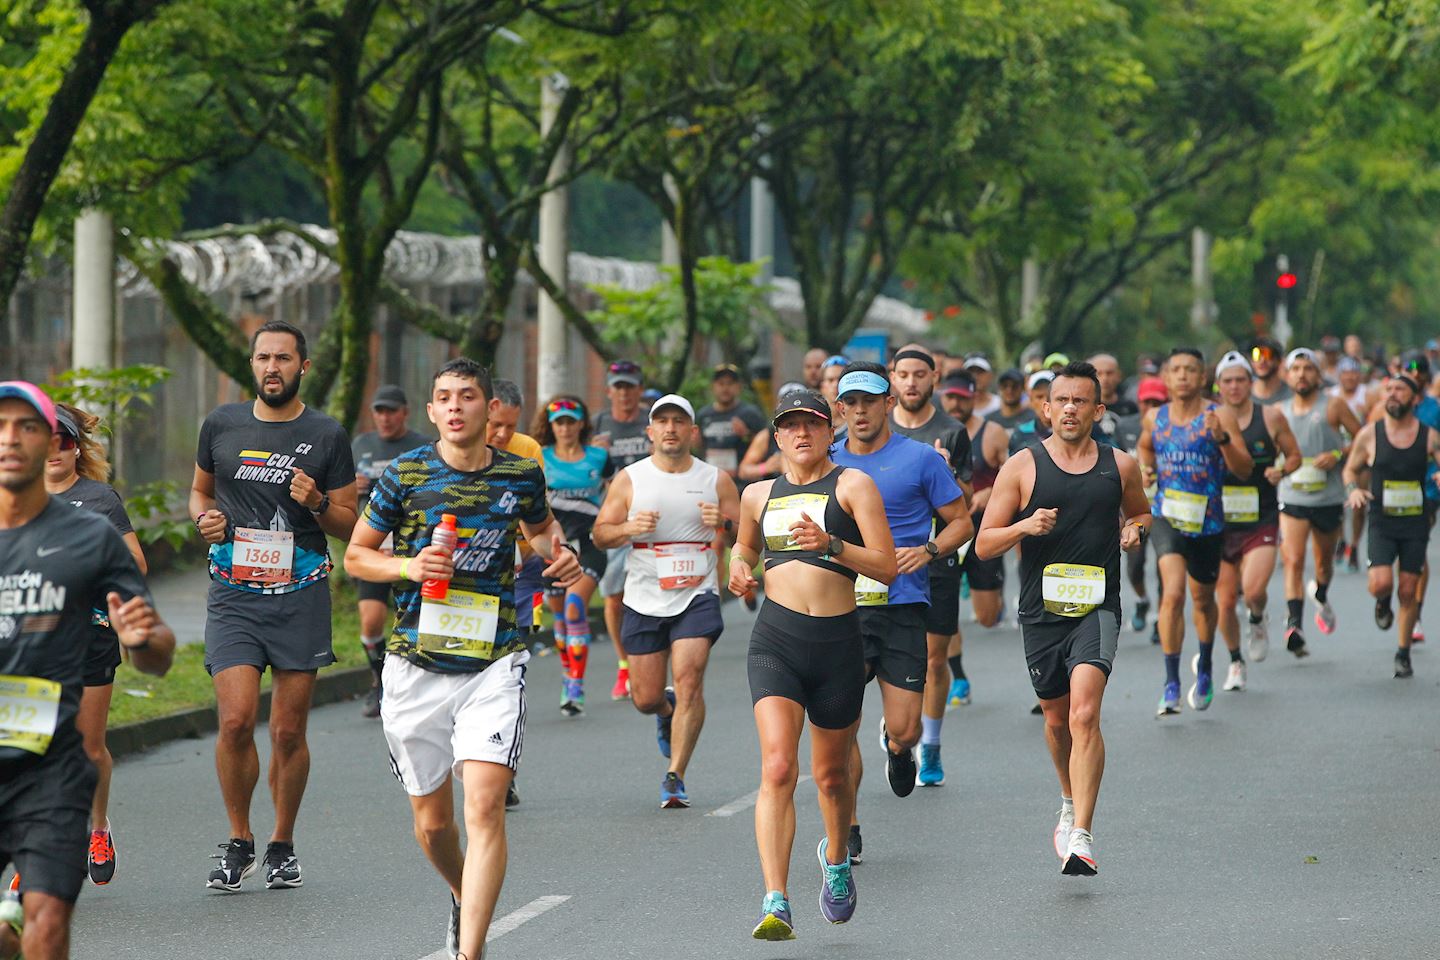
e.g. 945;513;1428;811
964;355;993;373
649;393;695;421
1286;347;1319;369
1215;350;1253;378
1027;370;1054;390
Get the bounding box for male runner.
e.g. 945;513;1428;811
830;362;970;857
0;381;174;960
191;320;359;891
1276;348;1362;656
1213;352;1300;689
1249;336;1292;406
888;349;972;787
594;359;650;700
696;363;767;481
1343;373;1440;678
964;355;1001;418
976;361;1150;876
352;384;429;717
1120;376;1168;635
987;368;1034;434
1010;372;1055;454
1089;354;1137;444
1332;356;1373;571
345;358;580;960
486;378;545;636
1138;348;1252;716
801;347;828;391
592;395;740;808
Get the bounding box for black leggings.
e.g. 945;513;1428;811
747;600;865;730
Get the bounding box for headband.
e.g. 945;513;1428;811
892;348;935;369
1395;374;1421;395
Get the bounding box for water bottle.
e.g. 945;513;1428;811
421;514;458;600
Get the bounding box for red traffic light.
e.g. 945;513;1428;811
1277;272;1298;290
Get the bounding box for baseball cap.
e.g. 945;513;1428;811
649;393;694;421
775;381;807;398
1137;377;1168;403
1027;370;1054;391
641;387;662;404
546;397;585;422
771;390;831;425
1042;352;1070;369
1286;347;1320;369
822;354;849;369
1139;356;1160;375
371;384;408;409
0;381;58;433
54;406;81;438
997;367;1024;385
1337;356;1362;373
963;355;992;373
712;363;742;381
941;372;975;397
606;359;642;386
1214;350;1252;378
836;369;891;397
1427;339;1440;352
1399;350;1431;378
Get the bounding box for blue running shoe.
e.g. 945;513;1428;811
656;686;675;759
659;771;689;809
946;678;971;708
1131;599;1149;632
918;744;944;787
752;890;795;941
816;838;856;924
1156;681;1181;717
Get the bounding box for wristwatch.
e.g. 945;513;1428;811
310;493;331;516
924;540;940;557
825;534;844;557
1213;431;1231;446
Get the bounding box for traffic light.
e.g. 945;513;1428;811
1276;272;1298;290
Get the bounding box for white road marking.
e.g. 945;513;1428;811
707;775;811;818
418;895;571;958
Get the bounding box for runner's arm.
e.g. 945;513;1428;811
974;450;1049;560
728;483;765;596
1215;405;1254;477
1342;424;1375;508
1332;395;1365;442
739;429;779;481
307;475;359;540
1136;409;1157;484
703;470;743;547
590;469;639;549
831;469;899;584
188;466;229;544
121;532;148;577
1114;450;1152;552
931;497;974;557
1266;406;1303;480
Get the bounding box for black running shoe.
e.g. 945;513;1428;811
1376;600;1395;631
1285;625;1309;658
447;894;461;959
263;842;302;889
506;781;520;809
206;838;256;892
1395;650;1414;678
847;825;863;865
361;684;381;719
879;720;916;798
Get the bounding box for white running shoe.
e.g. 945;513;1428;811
1053;805;1075;860
1222;661;1246;692
1246;612;1269;662
1061;828;1097;876
1309;579;1336;635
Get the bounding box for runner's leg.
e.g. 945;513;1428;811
1216;560;1241;654
754;697;805;896
1242;545;1278;623
459;760;512;959
408;778;464;900
1156;554;1188;657
627;649;672;718
213;666;262;841
1398;571;1422;652
1280;514;1311;624
879;679;922;752
811;721;859;865
18;891;73;960
667;636;713;780
1038;693;1073;798
77;683;114;830
359;597;387;685
268;669;318;843
1066;664;1107;833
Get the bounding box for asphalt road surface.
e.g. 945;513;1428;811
49;549;1440;959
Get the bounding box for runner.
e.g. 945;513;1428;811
44;403;151;887
801;347;828;391
729;389;895;939
0;381;174;960
594;359;650;702
190;320;359;892
696;363;766;482
1120;377;1168;637
486;378;545;638
820;356;849;431
1212;352;1301;690
1331;356;1373;572
975;361;1151;876
1010;372;1055;454
592;394;740;808
964;355;1001;418
986;367;1034;434
533;395;613;717
1343;373;1440;678
344;358;581;960
888;349;973;787
830;361;971;856
1249;336;1292;406
351;384;429;717
1276;348;1362;657
1138;347;1252;716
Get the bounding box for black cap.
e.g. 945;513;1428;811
54;407;81;438
1399;350;1431;379
997;367;1024;385
771;390;832;426
371;384;408;410
712;363;742;381
941;371;976;397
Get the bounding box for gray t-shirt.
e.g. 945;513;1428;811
352;429;429;506
696;401;766;474
891;409;973;486
60;476;133;535
594;410;650;470
986;407;1036;433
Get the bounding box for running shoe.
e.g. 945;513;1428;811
1309;580;1336;634
660;772;690;809
1345;544;1360;572
560;678;584;718
816;838;856;924
847;825;863;865
1054;804;1075;860
1186;655;1214;711
743;592;759;612
1062;828;1098;876
361;684;382;719
1334;538;1347;560
917;744;944;787
1030;702;1044;715
0;885;20;946
1156;681;1181;717
1149;623;1160;645
1413;621;1425;645
1395;650;1414;678
878;719;917;798
947;677;971;708
263;842;302;889
1246;612;1269;662
447;894;460;960
1132;599;1149;632
752;890;796;941
611;667;631;701
1222;661;1246;692
1376;599;1395;631
656;687;675;758
206;837;256;892
505;781;520;809
1285;625;1310;658
88;821;116;885
5;874;15;895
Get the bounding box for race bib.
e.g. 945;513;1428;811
417;589;500;660
1041;564;1106;617
1290;459;1327;493
0;674;60;756
763;493;828;551
1222;485;1260;524
1383;480;1424;517
854;574;890;607
233;527;294;583
956;539;972;562
655;543;710;590
1160;490;1208;534
706;448;739;473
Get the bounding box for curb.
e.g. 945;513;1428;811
107;666;374;760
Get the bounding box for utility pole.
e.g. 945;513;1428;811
1190;227;1215;333
536;74;570;405
72;208;115;372
1274;253;1293;346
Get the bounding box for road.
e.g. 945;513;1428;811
53;550;1440;959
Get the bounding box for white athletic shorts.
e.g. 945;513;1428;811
380;650;529;796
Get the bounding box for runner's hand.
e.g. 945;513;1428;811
108;592;156;649
626;510;659;538
1311;450;1339;471
729;557;759;597
789;512;829;552
1140;463;1157;486
1120;522;1143;553
1203;408;1223;440
895;546;930;574
1346;487;1373;510
1026;507;1059;537
543;532;582;587
410;544;454;582
196;509;228;545
932;438;950;460
355;472;371;497
731;416;750;439
699;501;724;529
290;467;322;510
1263;466;1285;485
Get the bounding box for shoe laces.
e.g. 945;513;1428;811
822;859;852;900
211;839;251;867
761;891;788;915
88;830;112;864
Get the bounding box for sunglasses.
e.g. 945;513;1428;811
547;399;583;415
1251;347;1277;363
58;434;78;451
1404;360;1426;374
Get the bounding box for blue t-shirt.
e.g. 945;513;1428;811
1418;397;1440;500
831;432;965;605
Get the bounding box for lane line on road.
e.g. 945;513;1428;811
418;895;571;958
708;776;811;818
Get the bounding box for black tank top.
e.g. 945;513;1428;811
1371;419;1430;538
1017;441;1122;623
760;465;863;581
1223;404;1279;529
970;420;1000;495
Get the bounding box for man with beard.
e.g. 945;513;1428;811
190;321;359;892
1343;373;1440;678
1249;336;1292;407
595;360;650;701
986;367;1033;434
1276;349;1362;658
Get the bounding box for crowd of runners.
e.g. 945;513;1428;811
2;320;1438;958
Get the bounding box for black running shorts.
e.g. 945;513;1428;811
747;600;865;729
1149;517;1223;585
0;747;97;903
858;603;928;693
84;625;122;687
1368;528;1429;575
355;577;391;604
1280;502;1344;534
925;568;960;636
204;579;336;675
1022;610;1119;701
